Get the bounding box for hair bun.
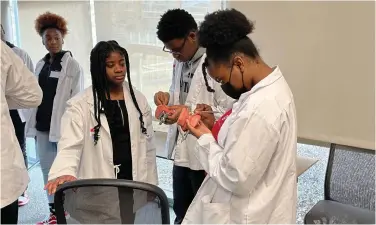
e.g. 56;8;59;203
198;9;254;48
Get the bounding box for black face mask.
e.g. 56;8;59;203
221;66;248;100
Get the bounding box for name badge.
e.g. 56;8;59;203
50;71;60;78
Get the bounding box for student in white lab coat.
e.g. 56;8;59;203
155;9;233;224
23;12;84;224
44;41;158;223
182;9;298;224
1;41;42;224
1;24;35;206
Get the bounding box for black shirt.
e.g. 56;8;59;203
105;100;133;180
36;51;70;132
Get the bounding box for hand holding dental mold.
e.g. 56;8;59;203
185;117;211;139
193;104;216;130
155;105;175;125
165;105;189;125
154;91;170;106
176;107;201;131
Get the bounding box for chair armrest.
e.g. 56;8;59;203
304;200;375;224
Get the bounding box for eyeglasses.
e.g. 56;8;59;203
204;64;224;84
162;37;187;55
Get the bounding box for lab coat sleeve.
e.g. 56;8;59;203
2;42;42;109
194;112;280;196
67;58;84;97
48;102;84;181
212;77;235;120
143;102;158;185
23;51;34;73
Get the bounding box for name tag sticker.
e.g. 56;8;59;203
50;71;60;78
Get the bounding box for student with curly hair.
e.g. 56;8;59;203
155;9;233;224
24;11;84;224
44;40;158;223
183;9;297;224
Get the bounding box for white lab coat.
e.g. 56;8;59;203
166;55;234;170
10;46;35;122
0;41;42;207
183;67;297;224
48;83;158;222
25;52;84;142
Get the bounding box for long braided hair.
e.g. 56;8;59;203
90;40;147;145
202;57;215;93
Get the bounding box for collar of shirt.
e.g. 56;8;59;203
186;47;205;66
43;50;72;63
238;66;283;103
5;41;15;48
42;51;72;72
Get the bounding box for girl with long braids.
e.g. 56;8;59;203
182;9;297;224
44;41;158;223
24;12;84;224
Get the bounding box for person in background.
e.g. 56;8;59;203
182;9;297;224
155;9;233;224
24;11;84;225
1;24;35;206
45;40;158;223
1;41;43;224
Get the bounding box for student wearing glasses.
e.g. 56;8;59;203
154;9;233;224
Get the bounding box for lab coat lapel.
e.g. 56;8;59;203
122;83;138;140
122;82;140;178
173;63;183;105
184;56;205;107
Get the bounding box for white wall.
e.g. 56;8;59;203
229;1;375;149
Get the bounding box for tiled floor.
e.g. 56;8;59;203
19;139;329;224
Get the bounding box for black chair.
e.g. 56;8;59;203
304;144;375;224
54;179;170;224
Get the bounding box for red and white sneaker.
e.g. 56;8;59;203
36;212;69;225
18;193;30;206
36;213;57;225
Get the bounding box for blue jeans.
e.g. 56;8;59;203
36;131;57;204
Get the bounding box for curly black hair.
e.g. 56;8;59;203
198;8;258;61
90;40;147;145
35;12;68;37
198;9;259;91
157;9;197;43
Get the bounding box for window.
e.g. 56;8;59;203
92;0;223;132
15;0;224;196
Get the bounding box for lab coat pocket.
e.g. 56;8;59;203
201;195;230;224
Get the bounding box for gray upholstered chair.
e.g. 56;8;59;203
304;144;375;224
